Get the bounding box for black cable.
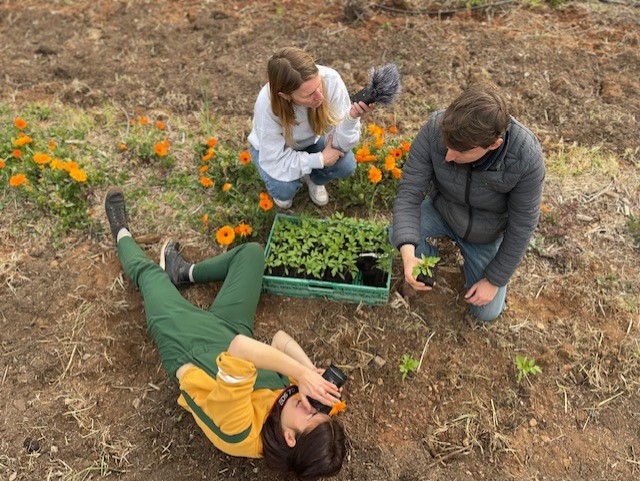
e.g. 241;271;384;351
371;0;518;16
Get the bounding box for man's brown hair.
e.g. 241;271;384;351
440;85;510;151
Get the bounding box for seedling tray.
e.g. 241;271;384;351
262;214;392;306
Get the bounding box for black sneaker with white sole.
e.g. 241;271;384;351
160;239;193;286
104;187;129;243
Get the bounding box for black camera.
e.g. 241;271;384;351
308;364;347;415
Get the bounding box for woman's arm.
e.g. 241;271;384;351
228;334;340;410
271;330;317;371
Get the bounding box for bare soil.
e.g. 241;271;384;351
1;1;639;480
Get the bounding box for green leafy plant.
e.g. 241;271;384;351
399;354;419;382
516;355;542;384
412;255;440;278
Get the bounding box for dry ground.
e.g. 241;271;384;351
1;1;639;480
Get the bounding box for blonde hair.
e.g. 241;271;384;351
268;47;339;147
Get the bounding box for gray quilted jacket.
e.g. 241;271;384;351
392;111;545;287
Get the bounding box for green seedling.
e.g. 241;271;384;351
516;355;542;384
399;354;419;382
412;255;440;286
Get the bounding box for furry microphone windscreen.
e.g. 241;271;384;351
351;63;401;106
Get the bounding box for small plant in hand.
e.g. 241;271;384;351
516;355;542;384
265;213;394;286
399;354;419;382
412;255;441;287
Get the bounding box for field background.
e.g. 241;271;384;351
1;1;639;480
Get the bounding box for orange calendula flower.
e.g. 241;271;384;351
138;116;149;125
259;197;273;211
162;139;170;148
391;148;403;159
14;118;27;129
200;176;213;188
154;143;168;157
13;150;22;158
49;140;56;151
9;173;28;187
33;153;52;165
118;142;129;151
50;159;65;170
69;168;87;182
540;203;552;214
222;183;232;192
368;166;382;184
206;138;218;148
389;126;398;134
216;225;235;246
201;214;209;224
13;136;33;146
156;121;166;130
0;159;5;169
239;151;251;165
401;141;411;152
375;136;384;149
199;165;209;174
202;148;214;162
391;167;402;179
129;119;136;126
63;161;79;172
384;156;396;171
328;401;347;417
259;192;269;200
234;223;252;237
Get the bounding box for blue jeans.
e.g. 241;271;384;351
250;139;356;201
416;198;507;322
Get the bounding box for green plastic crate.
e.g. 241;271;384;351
262;214;392;306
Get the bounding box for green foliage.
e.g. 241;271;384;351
265;213;393;282
412;255;440;278
627;215;640;246
516;355;542;384
399;354;419;382
119;115;174;168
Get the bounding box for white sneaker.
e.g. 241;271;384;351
273;197;293;209
302;175;329;206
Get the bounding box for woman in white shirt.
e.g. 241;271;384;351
248;47;372;208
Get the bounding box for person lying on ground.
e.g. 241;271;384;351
104;187;346;480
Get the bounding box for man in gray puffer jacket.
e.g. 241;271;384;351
392;85;545;322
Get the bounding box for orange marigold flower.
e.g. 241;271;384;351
13;136;33;146
33;153;52;165
206;138;218;148
199;165;209;174
259;197;273;211
162;139;170;148
356;147;370;157
216;225;235;246
328;401;347;417
384;156;396;171
118;142;129;151
222;182;232;192
50;159;65;170
13;150;22;158
14;118;27;129
389;126;398;134
391;148;403;159
156;121;166;130
259;192;269;200
49;140;56;151
391;167;402;179
239;151;251;165
401;141;411;152
0;159;5;169
63;161;79;172
129;119;136;126
363;154;377;162
69;168;87;182
9;173;28;187
138;116;148;125
202;148;214;161
154;143;168;157
200;176;213;188
540;203;552;214
234;222;253;237
368;166;382;184
201;214;209;224
375;136;384;149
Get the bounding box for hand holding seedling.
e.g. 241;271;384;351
321;134;345;166
464;278;499;306
399;245;433;291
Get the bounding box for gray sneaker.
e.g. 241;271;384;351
160;239;193;286
104;187;129;243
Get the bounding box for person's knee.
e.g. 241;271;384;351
240;242;265;268
469;303;504;323
340;152;357;176
269;181;300;201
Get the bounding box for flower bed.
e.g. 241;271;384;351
262;213;394;306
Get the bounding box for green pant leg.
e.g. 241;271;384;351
117;236;215;380
192;242;264;328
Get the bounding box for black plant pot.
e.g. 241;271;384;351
357;253;388;288
416;268;436;287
